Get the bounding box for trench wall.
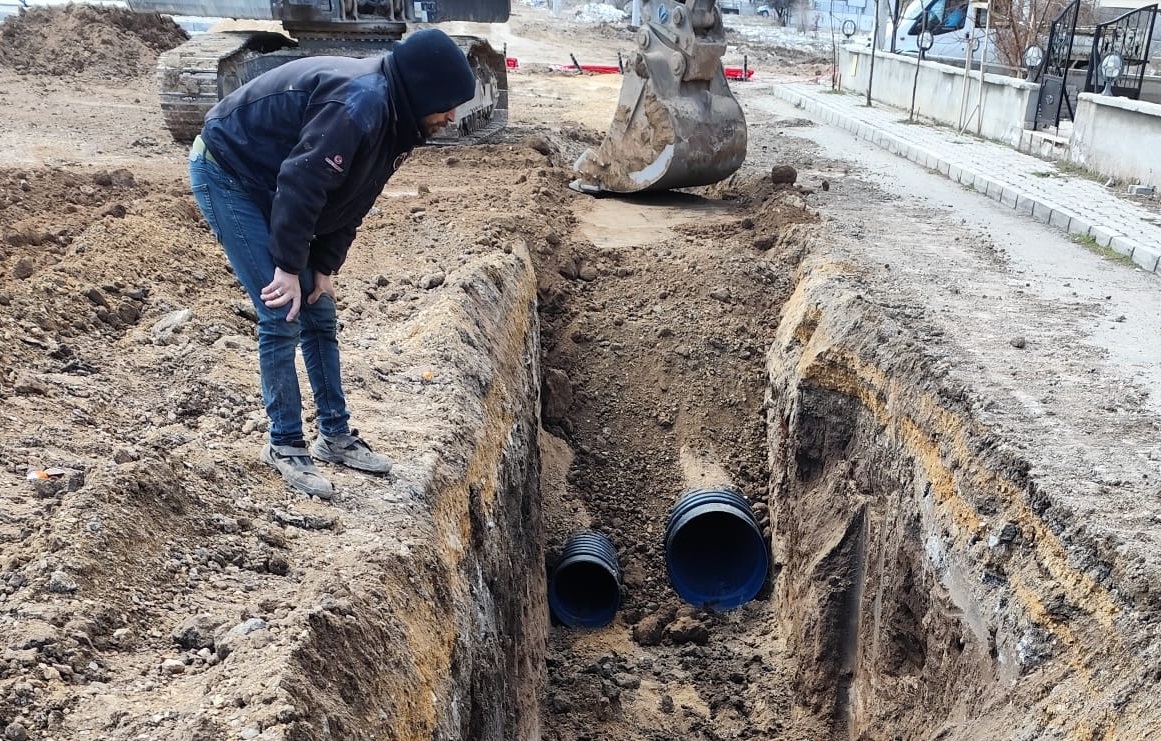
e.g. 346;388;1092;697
765;262;1161;739
284;250;545;740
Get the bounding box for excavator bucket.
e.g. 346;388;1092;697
570;0;747;194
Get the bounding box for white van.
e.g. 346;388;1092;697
887;0;1000;63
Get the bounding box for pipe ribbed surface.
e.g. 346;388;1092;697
665;487;768;610
548;530;622;628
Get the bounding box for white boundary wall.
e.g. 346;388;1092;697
1070;93;1161;187
837;44;1037;146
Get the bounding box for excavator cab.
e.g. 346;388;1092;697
570;0;747;194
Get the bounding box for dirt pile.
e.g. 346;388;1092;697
0;5;188;80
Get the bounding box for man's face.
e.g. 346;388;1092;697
421;108;457;137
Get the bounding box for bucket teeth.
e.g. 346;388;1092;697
571;0;747;194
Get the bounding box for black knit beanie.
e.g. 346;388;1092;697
391;29;477;123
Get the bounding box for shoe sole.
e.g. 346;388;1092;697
311;445;392;474
261;445;335;499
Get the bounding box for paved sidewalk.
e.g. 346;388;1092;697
771;82;1161;274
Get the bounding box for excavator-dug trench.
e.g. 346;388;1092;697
125;0;747;194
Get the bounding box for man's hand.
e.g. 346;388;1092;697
261;267;301;321
308;272;336;305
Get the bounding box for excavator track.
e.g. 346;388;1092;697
155;30;508;146
156;31;289;144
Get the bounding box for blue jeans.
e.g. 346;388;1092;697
189;152;350;447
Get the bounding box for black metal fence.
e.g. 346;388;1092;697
1033;0;1081;129
1083;4;1158;99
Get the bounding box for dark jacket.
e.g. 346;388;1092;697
200;30;475;275
202;55;411;275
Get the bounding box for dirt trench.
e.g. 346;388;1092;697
3;113;1160;741
5;4;1161;740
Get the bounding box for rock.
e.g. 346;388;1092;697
664;614;710;645
578;264;599;282
770;164;797;185
4;722;30;741
632;604;676;646
543;368;574;423
709;287;732;302
418;272;446;290
215;618;271;660
172;614;225;650
84;287;110;308
111;628;136;650
1010;336;1027;349
233;302;258;324
32;475;66;498
209;514;239;533
47;570;78;593
265;552;290;576
13;373;49;396
160;658;186;675
151;309;193;344
12;257;34;279
239;727;261;740
113;447;141;464
558;259;579;280
612;672;640;689
659;694;675;714
270;508;336;531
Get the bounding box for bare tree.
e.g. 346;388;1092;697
989;0;1099;66
795;0;811;32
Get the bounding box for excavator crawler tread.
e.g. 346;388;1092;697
156;32;258;144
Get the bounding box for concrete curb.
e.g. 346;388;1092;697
771;84;1161;274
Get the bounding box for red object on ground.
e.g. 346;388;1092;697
506;57;519;69
723;67;755;80
578;64;621;74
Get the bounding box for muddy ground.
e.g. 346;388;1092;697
2;3;1161;741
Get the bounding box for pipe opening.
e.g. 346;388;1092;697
548;531;622;629
666;501;768;611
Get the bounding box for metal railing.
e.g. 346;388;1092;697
1083;3;1158;99
1033;0;1080;129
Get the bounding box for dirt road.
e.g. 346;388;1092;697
3;3;1161;741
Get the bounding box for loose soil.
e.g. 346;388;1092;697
2;4;1159;741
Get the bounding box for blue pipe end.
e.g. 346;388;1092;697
549;531;621;629
665;488;769;611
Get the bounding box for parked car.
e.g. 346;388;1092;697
721;0;741;14
757;0;790;23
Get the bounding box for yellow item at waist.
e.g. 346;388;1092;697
190;135;219;165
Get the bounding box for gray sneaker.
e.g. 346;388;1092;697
311;430;393;474
261;443;335;499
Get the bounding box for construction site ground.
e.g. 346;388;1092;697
3;3;1161;741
